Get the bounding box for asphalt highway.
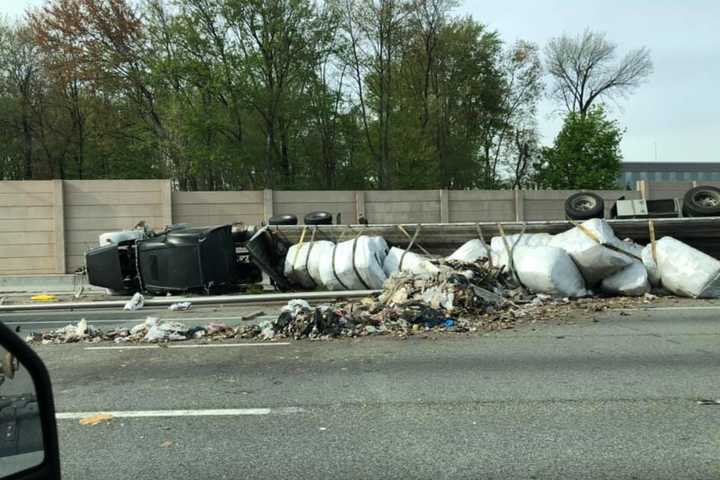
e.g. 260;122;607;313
12;305;720;479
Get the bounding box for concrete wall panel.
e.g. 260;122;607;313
0;181;58;275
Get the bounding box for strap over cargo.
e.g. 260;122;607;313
548;218;632;286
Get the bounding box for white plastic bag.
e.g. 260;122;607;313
168;301;192;311
447;239;489;263
383;247;439;276
600;261;650;297
641;237;720;298
549;218;632;286
489;233;553;270
318;236;389;290
284;240;335;289
123;292;144;311
511;246;587;297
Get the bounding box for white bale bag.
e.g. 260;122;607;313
549;218;632;286
511;246;587;298
447;239;489;263
600;261;650;297
283;240;335;289
641;237;720;298
318;236;389;290
490;233;553;270
383;247;439;276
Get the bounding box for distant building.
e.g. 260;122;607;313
619;162;720;188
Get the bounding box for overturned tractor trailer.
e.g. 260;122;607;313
86;223;274;295
564;185;720;220
84;187;720;296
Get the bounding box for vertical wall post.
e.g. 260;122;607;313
514;188;525;222
160;179;173;227
354;191;366;223
52;180;66;274
439;189;449;223
263;189;274;222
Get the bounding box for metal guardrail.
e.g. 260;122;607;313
0;290;380;312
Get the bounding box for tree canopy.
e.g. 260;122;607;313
536;106;623;190
0;3;648;191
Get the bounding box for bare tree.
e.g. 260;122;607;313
341;0;410;189
408;0;455;130
488;40;542;187
545;29;652;115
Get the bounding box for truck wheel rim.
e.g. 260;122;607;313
694;191;720;208
572;196;596;211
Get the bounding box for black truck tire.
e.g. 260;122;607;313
564;192;605;220
304;211;333;225
268;214;298;225
682;185;720;217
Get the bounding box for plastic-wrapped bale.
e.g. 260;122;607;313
489;233;553;270
446;239;489;263
641;237;720;298
283;240;335;289
511;246;587;297
548;218;632;286
318;236;389;291
600;261;650;297
383;247;439;276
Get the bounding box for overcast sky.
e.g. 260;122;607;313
3;0;719;164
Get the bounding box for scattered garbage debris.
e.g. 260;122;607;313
243;259;512;340
168;301;192;311
31;294;58;302
123;292;144;311
26;319;97;344
144;318;188;342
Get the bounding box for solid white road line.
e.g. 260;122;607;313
613;306;720;312
84;342;290;351
56;407;304;420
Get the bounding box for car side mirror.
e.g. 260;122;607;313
0;322;60;480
